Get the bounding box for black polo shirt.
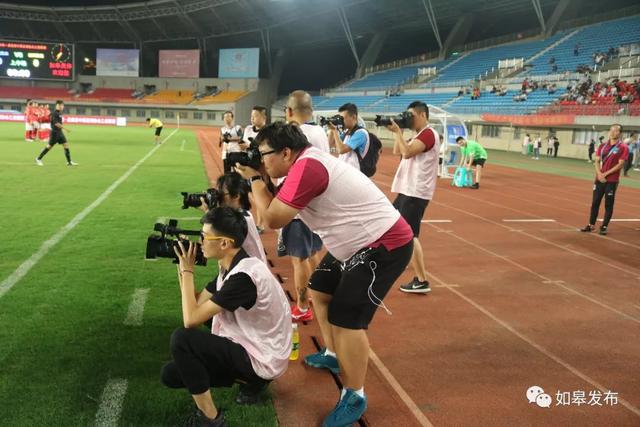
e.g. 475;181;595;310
205;249;257;311
51;110;63;134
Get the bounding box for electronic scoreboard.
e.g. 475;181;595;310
0;40;74;81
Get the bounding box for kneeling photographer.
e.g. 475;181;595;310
161;207;291;427
182;172;266;264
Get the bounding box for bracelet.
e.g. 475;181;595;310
249;175;262;183
181;270;194;275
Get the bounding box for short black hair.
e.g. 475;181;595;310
338;103;358;117
201;206;248;248
223;110;234;118
252;105;267;115
255;121;311;153
407;101;428;119
456;136;465;143
217;172;251;211
55;100;64;105
145;118;150;121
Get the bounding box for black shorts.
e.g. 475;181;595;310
277;219;322;258
155;126;163;136
161;327;265;394
393;194;430;237
309;241;413;330
472;158;486;167
49;133;67;145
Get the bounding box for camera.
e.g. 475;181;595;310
145;219;207;266
374;111;414;129
181;188;221;210
222;132;232;143
226;138;262;170
319;114;344;127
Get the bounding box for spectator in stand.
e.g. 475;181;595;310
574;44;580;56
548;83;557;94
588;139;596;163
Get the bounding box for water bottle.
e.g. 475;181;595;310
289;323;299;361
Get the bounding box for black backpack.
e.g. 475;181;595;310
352;126;382;177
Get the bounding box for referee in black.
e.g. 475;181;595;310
35;100;77;166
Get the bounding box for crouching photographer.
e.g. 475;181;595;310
182;172;267;264
161;207;292;427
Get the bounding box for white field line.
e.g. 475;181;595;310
0;127;179;300
180;139;186;151
94;378;128;427
123;288;150;326
598;218;640;222
502;219;556;223
421;219;453;223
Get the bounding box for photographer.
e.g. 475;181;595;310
234;122;413;427
196;172;267;264
280;90;330;322
242;105;268;144
219;111;245;173
161;207;291;427
386;101;440;294
328;103;370;171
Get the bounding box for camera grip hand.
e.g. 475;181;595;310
174;240;196;273
234;163;260;180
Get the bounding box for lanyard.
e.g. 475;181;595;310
600;141;621;166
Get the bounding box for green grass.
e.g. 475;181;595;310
485;149;640;189
0;123;277;426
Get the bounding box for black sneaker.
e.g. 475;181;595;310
400;277;431;294
599;226;608;236
580;225;594;232
181;409;226;427
235;380;270;405
470;183;479;189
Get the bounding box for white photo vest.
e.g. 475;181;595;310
296;147;400;261
242;211;267;265
212;258;291;379
391;126;440;200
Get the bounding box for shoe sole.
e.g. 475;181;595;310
304;360;340;374
399;287;432;294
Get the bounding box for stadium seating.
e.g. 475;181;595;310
525;15;640;76
0;86;73;101
193;90;247;105
78;89;136;103
342;58;455;90
446;89;567;115
139;90;194;105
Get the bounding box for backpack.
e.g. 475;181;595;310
452;166;472;187
352;126;382;177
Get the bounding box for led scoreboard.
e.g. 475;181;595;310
0;40;74;81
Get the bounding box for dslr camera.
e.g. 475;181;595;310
222;132;232;143
181;188;221;210
319;114;344;128
226;138;262;170
374;111;414;129
145;219;207;266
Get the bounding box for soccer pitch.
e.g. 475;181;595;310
0;123;277;426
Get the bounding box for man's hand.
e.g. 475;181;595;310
327;122;337;131
386;119;401;134
174;240;196;274
234;163;262;180
198;197;209;213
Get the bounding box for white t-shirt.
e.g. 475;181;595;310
243;125;261;145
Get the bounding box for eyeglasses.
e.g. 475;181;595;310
259;149;277;157
200;232;231;243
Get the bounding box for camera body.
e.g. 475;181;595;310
374;111;414;129
225;138;262;170
145;219;207;266
181;188;221;210
222;132;232;143
319;114;344;128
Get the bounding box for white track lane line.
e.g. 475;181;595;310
0;127;179;299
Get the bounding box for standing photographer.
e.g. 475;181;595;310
328;103;370;171
387;101;440;294
243;106;269;233
196;172;267;264
235;122;413;427
219;111;244;173
161;207;291;427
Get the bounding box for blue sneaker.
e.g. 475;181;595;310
304;348;340;374
322;389;367;427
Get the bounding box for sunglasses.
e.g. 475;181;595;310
200;232;231;243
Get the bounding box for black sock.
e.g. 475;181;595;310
37;147;50;160
64;148;71;163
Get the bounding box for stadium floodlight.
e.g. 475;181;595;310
84;57;90;62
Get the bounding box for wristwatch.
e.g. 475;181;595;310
249;175;262;183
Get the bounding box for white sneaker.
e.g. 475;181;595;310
35;158;43;166
67;161;78;166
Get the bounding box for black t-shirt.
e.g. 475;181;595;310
205;249;257;311
51;110;62;133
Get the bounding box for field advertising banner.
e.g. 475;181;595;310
96;49;139;77
218;48;259;78
159;50;200;78
0;40;74;81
